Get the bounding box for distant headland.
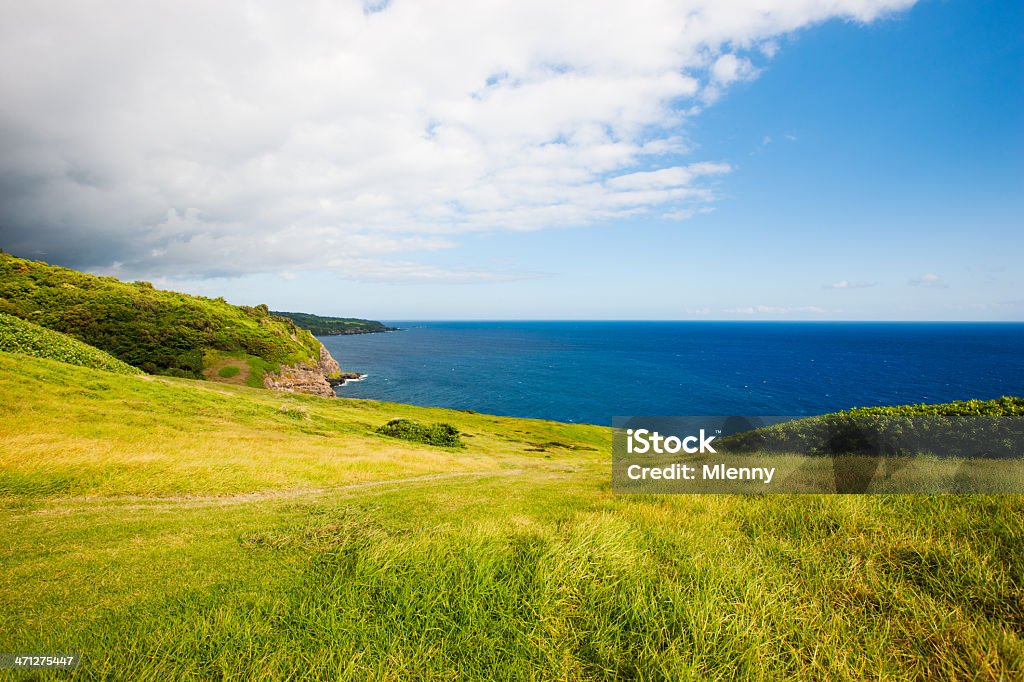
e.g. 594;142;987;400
271;311;396;336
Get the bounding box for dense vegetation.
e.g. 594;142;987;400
272;310;395;335
721;397;1024;457
376;418;464;448
0;312;141;375
0;252;322;378
0;353;1021;679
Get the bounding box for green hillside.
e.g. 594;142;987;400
0;312;141;375
721;397;1024;457
0;252;322;379
1;352;1021;679
272;310;396;335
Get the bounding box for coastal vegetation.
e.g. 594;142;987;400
0;347;1021;679
0;252;325;379
722;397;1024;458
0;312;141;375
376;417;465;448
271;310;396;336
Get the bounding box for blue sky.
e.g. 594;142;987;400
1;0;1021;320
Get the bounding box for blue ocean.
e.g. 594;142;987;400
320;322;1024;425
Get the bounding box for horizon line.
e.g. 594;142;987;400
358;319;1024;324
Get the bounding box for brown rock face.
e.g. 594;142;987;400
318;343;342;378
262;343;343;397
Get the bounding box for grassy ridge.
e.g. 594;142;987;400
0;353;1022;679
0;252;322;378
0;312;141;375
271;310;396;335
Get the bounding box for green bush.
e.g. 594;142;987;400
0;313;141;375
218;365;241;378
376;419;464;448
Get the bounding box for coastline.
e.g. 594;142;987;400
319;321;1024;424
327;371;367;387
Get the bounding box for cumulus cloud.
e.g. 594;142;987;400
0;0;916;282
909;273;949;289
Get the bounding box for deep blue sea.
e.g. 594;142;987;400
320;322;1024;425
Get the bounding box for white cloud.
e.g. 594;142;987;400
726;305;826;314
711;53;758;85
320;259;543;284
909;273;949;289
662;206;715;221
0;0;918;281
606;162;731;191
825;279;879;289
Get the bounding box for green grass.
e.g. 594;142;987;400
0;312;141;375
217;365;241;378
244;353;281;388
0;351;1022;680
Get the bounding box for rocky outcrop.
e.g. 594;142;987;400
262;342;345;398
262;361;334;397
327;371;364;387
318;343;342;379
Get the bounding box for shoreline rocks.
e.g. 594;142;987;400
263;342;354;397
327;371;365;387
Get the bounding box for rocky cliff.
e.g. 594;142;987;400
262;342;343;397
318;343;342;380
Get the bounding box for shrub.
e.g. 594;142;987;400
376;419;464;448
218;365;241;378
277;405;309;420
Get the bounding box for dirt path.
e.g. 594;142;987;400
32;469;523;515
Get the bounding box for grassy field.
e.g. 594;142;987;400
1;351;1022;680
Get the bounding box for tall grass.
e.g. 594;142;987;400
0;352;1021;679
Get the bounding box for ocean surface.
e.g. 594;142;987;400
320;322;1024;425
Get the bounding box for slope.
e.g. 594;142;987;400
0;312;141;376
0;252;344;394
0;352;1021;680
